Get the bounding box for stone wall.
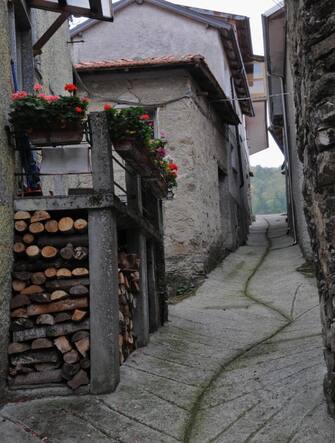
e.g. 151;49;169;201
286;0;335;415
78;69;251;289
285;48;312;260
0;3;15;403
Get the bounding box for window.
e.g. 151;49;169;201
8;2;34;92
253;63;263;76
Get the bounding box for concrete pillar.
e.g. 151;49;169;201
128;230;149;347
126;170;142;214
89;209;120;393
125;169;150;344
156;200;168;324
89;112;119;393
147;241;160;332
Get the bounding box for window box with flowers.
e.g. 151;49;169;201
105;105;178;198
10;83;89;146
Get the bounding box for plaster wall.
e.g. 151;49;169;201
79;69;250;287
31;10;73;94
72;2;233;99
0;4;16;402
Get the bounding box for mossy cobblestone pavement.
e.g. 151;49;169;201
2;215;335;442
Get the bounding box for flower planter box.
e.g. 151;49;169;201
27;125;84;147
113;139;168;197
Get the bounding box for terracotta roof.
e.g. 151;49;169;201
75;55;205;71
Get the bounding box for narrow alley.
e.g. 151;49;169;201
1;215;335;442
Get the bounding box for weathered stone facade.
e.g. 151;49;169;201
77;69;251;289
286;0;335;415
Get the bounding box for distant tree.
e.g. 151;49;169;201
251;166;287;215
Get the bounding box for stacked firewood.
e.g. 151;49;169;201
9;210;90;390
118;252;140;364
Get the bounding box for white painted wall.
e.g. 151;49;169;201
73;2;233;100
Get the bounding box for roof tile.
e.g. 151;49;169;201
74;54;205;71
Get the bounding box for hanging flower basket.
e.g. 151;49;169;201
105;106;178;198
10;83;89;147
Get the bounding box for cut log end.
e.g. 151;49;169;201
58;217;74;233
29;222;45;235
41;246;58;259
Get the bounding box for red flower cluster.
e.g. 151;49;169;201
139;114;150;121
168;163;178;171
64;83;77;92
75;106;83;113
104;104;112;111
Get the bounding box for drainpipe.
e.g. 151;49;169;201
278;75;297;245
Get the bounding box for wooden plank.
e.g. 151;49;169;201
8;370;63;386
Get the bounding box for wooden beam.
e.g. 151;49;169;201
33;12;71;55
89;0;102;14
28;0;113;21
12;0;31;30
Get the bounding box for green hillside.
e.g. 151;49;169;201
251;165;287;215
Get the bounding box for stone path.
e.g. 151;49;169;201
1;215;335;442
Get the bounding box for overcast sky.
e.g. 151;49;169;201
172;0;284;168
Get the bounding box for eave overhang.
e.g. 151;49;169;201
75;55;241;125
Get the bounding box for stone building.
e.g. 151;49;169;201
265;0;335;416
70;0;262;289
0;2;73;402
262;4;312;259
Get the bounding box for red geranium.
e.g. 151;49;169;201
168;163;178;171
104;104;112;111
75;106;83;113
64;83;77;92
139;114;150;120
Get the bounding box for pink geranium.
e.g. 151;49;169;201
157;147;166;158
33;83;43;92
38;93;60;102
12;91;28;100
46;95;60;102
